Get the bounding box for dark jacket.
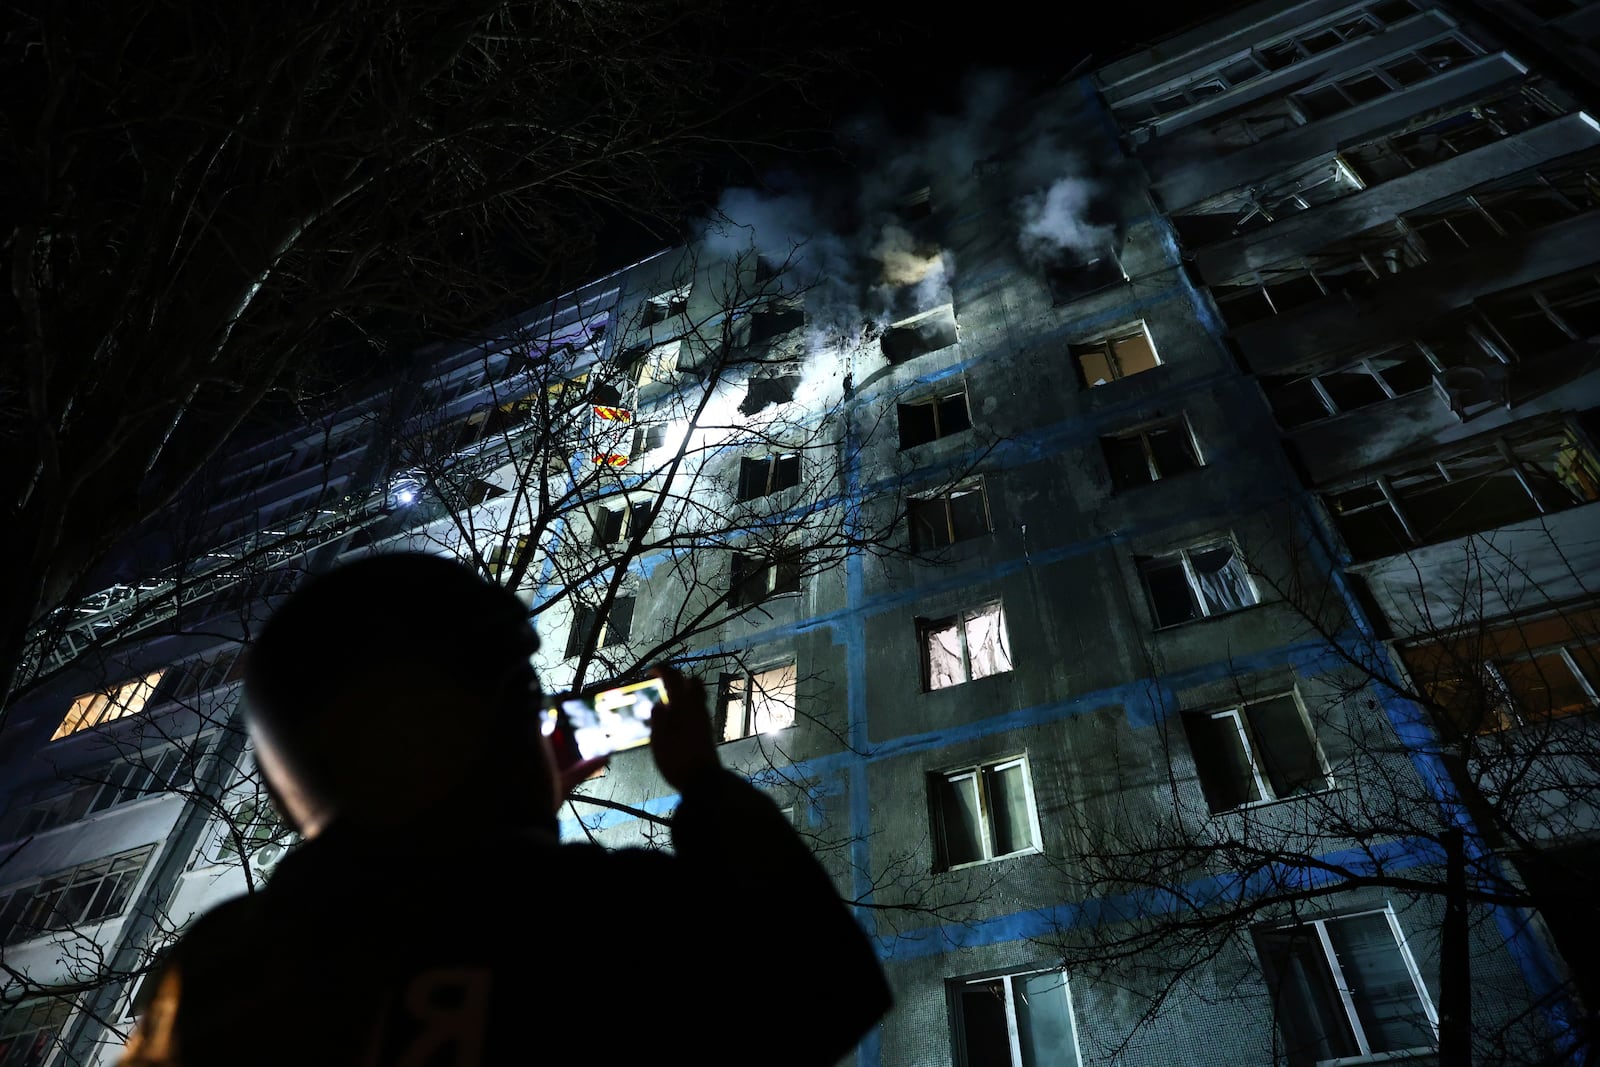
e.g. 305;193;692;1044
122;769;891;1065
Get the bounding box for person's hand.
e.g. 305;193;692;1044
648;665;719;791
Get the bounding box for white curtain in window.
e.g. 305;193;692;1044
1190;544;1255;614
965;606;1014;680
926;621;965;689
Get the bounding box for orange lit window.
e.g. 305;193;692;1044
52;672;164;741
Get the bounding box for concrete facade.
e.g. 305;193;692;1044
3;1;1599;1064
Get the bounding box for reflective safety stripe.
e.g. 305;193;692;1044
592;406;632;422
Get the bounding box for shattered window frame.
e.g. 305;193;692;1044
1260;341;1443;428
1290;34;1482;122
898;387;974;449
908;478;992;551
1101;417;1204;488
932;755;1041;870
920;602;1014;691
564;596;637;658
730;550;802;609
950;968;1083;1067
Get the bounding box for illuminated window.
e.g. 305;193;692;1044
1184;693;1330;812
898;388;972;449
1071;324;1159;388
1255;910;1437;1063
1400;605;1600;735
909;479;991;551
624;340;680;388
952;969;1081;1067
1102;418;1202;488
1138;539;1258;628
487;535;533;579
52;672;165;741
0;846;155;946
717;660;798;741
920;602;1013;690
933;756;1039;869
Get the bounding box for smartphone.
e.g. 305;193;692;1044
543;677;667;762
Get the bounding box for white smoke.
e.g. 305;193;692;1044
1016;178;1115;265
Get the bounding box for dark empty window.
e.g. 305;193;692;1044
1046;249;1126;305
1139;540;1258;628
749;303;805;345
882;305;959;363
730;552;801;608
951;970;1080;1067
565;597;635;657
908;479;991;551
1184;694;1329;812
1102;419;1202;488
740;374;801;415
737;454;801;500
898;389;972;449
1261;343;1440;428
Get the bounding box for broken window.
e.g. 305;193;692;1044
1480;269;1600;358
623;340;680;389
1261;342;1440;428
920;602;1013;690
1292;35;1479;120
730;551;801;608
1346;85;1562;186
1174;157;1364;245
0;846;156;946
951;969;1081;1067
1400;604;1600;735
1071;324;1160;388
740;372;800;416
882;305;959;363
640;286;690;326
1138;539;1258;628
1323;423;1600;560
1045;247;1126;305
898;387;972;449
565;597;636;657
1255;910;1438;1064
749;301;805;345
1102;418;1202;488
737;453;801;501
933;756;1038;869
1184;693;1330;812
487;535;534;579
1205;96;1308;150
717;660;798;740
52;672;166;741
908;479;991;551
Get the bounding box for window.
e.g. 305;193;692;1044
52;671;166;740
1139;539;1258;628
1345;85;1563;187
717;660;798;740
640;286;689;326
749;302;805;345
1205;96;1307;151
921;602;1013;690
898;388;972;449
564;597;636;657
1400;605;1600;734
1175;158;1364;246
212;795;296;865
1185;694;1330;812
1291;36;1479;122
630;422;667;459
882;305;959;363
1323;423;1600;560
0;745;199;843
909;479;991;550
1261;342;1442;428
1045;247;1126;304
1256;910;1438;1064
0;846;155;947
1071;324;1159;387
730;551;801;608
487;535;533;579
740;372;800;416
952;969;1082;1067
624;340;680;388
737;453;801;500
593;502;650;547
1102;419;1202;488
1479;269;1600;359
933;757;1039;868
0;999;72;1067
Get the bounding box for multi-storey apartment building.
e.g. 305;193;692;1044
3;1;1598;1063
